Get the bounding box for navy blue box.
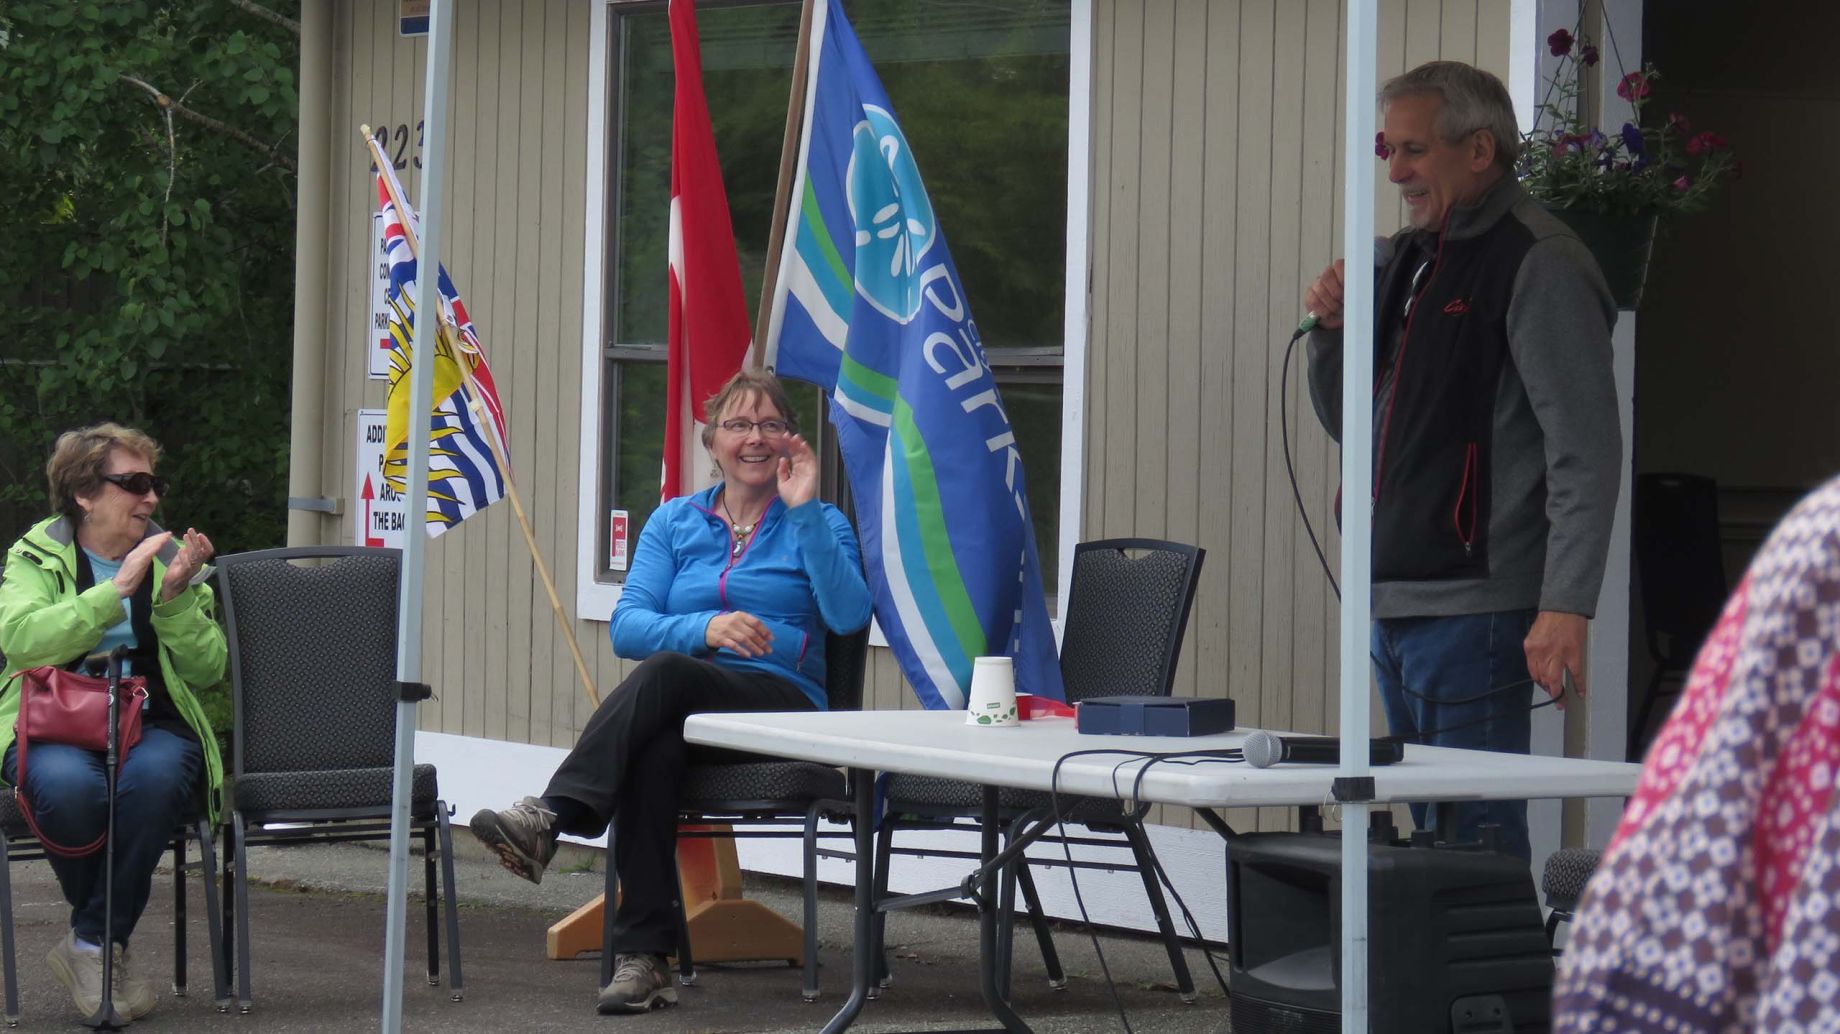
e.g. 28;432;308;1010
1075;696;1236;736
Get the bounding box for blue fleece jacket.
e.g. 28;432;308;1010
608;485;873;709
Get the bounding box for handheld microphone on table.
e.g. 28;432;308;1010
1241;730;1404;769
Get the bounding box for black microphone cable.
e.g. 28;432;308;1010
1281;320;1341;601
1044;747;1246;1032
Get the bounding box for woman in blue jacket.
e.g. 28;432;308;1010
470;369;871;1014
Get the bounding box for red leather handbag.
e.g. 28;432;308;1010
12;665;146;857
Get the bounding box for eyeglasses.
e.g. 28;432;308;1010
102;472;169;496
718;418;791;438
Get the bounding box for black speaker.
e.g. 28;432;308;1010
1227;832;1553;1034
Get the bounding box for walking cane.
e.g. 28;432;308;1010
81;645;130;1031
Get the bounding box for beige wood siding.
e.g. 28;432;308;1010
315;0;1511;768
322;0;609;745
1085;0;1511;829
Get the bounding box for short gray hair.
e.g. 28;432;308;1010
1380;61;1521;170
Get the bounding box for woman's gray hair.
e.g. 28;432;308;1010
1380;61;1521;170
45;422;162;523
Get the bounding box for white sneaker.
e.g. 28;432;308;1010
45;931;103;1017
112;942;158;1020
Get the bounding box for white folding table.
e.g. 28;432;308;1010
684;710;1642;1032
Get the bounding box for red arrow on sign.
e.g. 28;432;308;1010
361;473;385;548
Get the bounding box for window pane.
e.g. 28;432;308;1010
851;0;1070;353
998;378;1062;597
611;13;673;345
604;0;1070;588
611;360;668;549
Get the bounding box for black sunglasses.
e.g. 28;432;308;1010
102;472;169;496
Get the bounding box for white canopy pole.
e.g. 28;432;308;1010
1339;1;1378;1031
381;2;455;1030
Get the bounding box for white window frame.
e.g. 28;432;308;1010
576;0;1093;631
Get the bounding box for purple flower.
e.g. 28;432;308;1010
1621;122;1645;156
1585;129;1607;150
1547;28;1574;57
1374;131;1392;159
1617;72;1651;101
1580;43;1599;66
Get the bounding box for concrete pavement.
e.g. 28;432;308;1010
0;837;1231;1032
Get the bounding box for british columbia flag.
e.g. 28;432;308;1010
374;158;510;535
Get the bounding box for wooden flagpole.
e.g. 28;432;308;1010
749;0;819;368
362;126;600;709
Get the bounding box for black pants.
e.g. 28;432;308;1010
543;652;813;955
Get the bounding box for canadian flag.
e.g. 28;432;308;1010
662;0;752;502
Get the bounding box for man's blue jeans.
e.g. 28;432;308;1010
1370;610;1536;860
3;726;203;946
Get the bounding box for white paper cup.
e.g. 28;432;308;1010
965;656;1019;727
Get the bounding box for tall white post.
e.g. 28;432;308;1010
1339;2;1379;1031
381;2;455;1030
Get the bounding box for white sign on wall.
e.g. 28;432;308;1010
368;212;393;380
354;409;408;550
608;510;629;572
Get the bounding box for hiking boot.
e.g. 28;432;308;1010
113;942;158;1020
469;796;558;884
46;931;103;1017
597;953;677;1014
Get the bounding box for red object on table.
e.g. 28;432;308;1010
1016;693;1075;720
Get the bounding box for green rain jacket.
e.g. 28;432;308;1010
0;515;226;822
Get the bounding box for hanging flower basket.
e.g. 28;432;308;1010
1519;27;1737;312
1542;205;1658;311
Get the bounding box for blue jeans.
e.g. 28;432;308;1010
3;727;203;946
1371;610;1535;860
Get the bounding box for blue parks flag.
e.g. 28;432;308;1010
761;0;1064;709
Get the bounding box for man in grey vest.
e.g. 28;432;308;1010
1302;61;1621;860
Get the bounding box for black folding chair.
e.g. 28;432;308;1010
601;627;870;1002
874;538;1207;1002
0;792;230;1023
1630;473;1727;758
212;546;462;1013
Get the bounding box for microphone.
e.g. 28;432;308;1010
1241;730;1404;769
1297;235;1399;334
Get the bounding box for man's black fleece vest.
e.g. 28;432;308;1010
1371;212;1538;586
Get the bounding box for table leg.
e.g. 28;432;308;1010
979;785;1033;1033
820;769;877;1034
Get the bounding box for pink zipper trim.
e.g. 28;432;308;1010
1453;441;1479;550
716;497;780;607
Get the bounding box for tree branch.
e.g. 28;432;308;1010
228;0;300;36
118;74;297;173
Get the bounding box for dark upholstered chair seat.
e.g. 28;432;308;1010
1542;847;1603;910
0;795;26;839
678;761;844;808
234;763;439;815
645;626;871;1002
884;773;1120;818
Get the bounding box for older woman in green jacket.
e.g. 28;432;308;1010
0;423;224;1022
